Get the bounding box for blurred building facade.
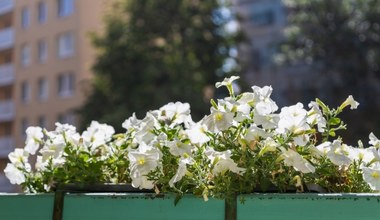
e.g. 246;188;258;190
232;0;323;106
0;0;111;191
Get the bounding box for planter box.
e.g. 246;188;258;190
0;193;380;220
0;193;54;220
238;194;380;220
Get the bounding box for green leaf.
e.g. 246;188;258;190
328;117;341;126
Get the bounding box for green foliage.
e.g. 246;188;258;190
79;0;242;131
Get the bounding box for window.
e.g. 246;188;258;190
21;81;31;103
21;118;29;136
21;44;31;66
38;39;47;63
58;112;75;125
57;73;75;97
21;7;30;28
38;115;47;128
58;32;74;58
250;9;275;26
58;0;74;17
38;2;47;24
38;78;48;100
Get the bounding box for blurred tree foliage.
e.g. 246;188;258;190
79;0;242;131
279;0;380;143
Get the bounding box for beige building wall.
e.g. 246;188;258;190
0;0;113;191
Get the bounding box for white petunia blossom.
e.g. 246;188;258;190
258;137;279;156
128;142;161;189
277;103;310;134
25;126;43;155
215;76;240;88
205;148;245;175
307;101;327;132
341;95;359;110
281;148;315;173
169;157;194;187
156;102;192;126
4;163;26;185
326;140;353;166
244;124;269;142
348;147;377;164
122;113;141;131
203;108;234;132
185;122;210;144
369;133;380;148
315;142;332;156
251;85;278;115
167;139;193;157
362;162;380;190
81;121;115;152
8;148;29;167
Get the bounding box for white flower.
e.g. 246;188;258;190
244;124;268;142
167;139;193;157
251;86;278;114
281;148;315;173
205;148;245;175
293;134;310;147
40;134;66;161
4;163;26;185
253;111;279;129
169;157;194;188
315;142;332;156
157;102;192;126
82;121;115;151
362;162;380;190
369;133;380;148
258;137;279;156
25;126;43;155
348;147;376;164
307;101;327;132
185;123;210;144
128;142;161;189
326;140;353;166
54;122;77;136
342;95;359;110
131;173;154;190
8;148;29;167
203;109;234;132
215;76;240;88
220;98;250;122
122;113;141;131
133;113;158;144
277;103;310;134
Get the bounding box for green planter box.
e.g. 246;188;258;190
0;193;54;220
238;194;380;220
1;193;380;220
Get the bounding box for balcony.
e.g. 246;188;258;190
0;100;13;122
0;0;13;16
0;27;14;51
0;136;13;158
0;63;13;86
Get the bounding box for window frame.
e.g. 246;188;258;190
57;32;75;58
57;0;74;17
37;1;47;24
21;7;30;28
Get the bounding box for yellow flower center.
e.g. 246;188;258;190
371;171;380;179
138;158;145;165
214;112;223;121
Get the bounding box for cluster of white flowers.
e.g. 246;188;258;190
4;76;380;196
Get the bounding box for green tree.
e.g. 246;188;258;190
79;0;241;131
279;0;380;143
